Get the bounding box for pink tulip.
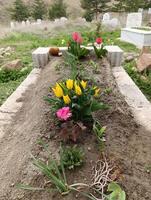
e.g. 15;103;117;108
72;32;81;42
56;107;72;121
96;38;103;44
76;36;83;44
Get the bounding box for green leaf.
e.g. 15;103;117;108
108;182;121;192
107;182;126;200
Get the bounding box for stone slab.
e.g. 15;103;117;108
113;66;151;131
105;45;123;67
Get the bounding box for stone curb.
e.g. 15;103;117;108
0;68;41;139
113;66;151;132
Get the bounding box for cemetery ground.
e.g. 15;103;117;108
0;27;151;200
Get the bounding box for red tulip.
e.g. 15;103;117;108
96;37;103;44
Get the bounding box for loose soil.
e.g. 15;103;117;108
0;56;151;200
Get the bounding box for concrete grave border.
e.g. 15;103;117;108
113;66;151;132
0;68;41;139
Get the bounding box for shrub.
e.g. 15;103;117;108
60;146;84;170
49;0;67;20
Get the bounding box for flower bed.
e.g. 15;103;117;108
16;32;151;200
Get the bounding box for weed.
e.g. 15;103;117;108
63;51;79;79
93;121;106;143
60;145;84;170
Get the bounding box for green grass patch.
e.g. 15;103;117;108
124;61;151;101
0;76;27;106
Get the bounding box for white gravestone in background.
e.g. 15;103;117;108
21;21;26;26
148;8;151;14
26;20;30;26
60;17;68;22
138;8;143;13
37;19;42;24
10;22;15;28
102;13;119;28
103;13;110;21
126;13;142;28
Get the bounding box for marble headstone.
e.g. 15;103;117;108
26;20;30;26
126;13;142;28
10;22;15;28
148;8;151;14
102;13;110;21
37;19;42;24
138;8;143;13
21;21;26;26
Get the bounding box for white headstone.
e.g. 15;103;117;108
148;8;151;14
138;8;143;13
21;21;26;26
126;13;142;28
37;19;42;24
26;20;30;26
60;17;68;22
103;13;110;21
102;17;119;29
54;19;60;23
10;22;15;28
110;18;119;28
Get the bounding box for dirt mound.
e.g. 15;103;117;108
0;57;151;200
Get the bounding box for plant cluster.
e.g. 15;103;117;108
46;79;108;123
60;146;84;170
68;32;89;60
93;38;107;59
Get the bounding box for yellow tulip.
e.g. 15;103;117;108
94;88;100;97
66;79;73;90
63;95;71;104
52;83;64;98
81;80;87;89
75;84;82;96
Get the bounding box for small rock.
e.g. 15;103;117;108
2;59;22;70
5;46;11;52
5;52;11;56
88;147;91;151
125;55;134;62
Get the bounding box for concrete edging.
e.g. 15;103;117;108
0;68;41;138
113;66;151;132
